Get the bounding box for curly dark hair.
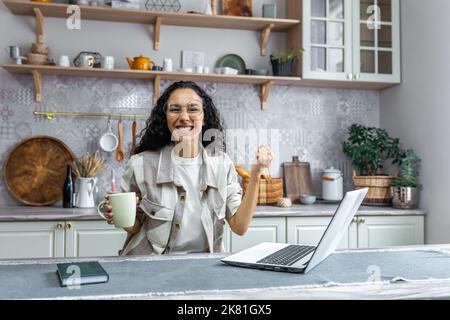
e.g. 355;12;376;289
135;81;225;154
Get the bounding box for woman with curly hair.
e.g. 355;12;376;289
103;81;273;255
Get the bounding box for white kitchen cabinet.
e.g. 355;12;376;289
286;216;354;249
0;221;65;259
302;0;400;83
64;220;128;258
355;216;424;248
223;215;424;253
0;220;127;259
223;217;286;253
287;215;424;249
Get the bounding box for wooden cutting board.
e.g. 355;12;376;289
282;156;315;203
3;136;75;206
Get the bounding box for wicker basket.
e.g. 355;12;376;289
352;171;393;204
243;177;283;205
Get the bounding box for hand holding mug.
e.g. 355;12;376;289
97;192;139;231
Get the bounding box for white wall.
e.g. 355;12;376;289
0;0;287;70
380;0;450;244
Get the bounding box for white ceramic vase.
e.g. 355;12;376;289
76;177;97;208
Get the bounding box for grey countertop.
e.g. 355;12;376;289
0;202;426;222
0;245;448;299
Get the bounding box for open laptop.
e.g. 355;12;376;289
221;188;369;273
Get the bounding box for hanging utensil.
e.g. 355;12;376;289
99;117;118;153
115;118;125;162
129;116;137;157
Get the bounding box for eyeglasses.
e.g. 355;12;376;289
165;100;204;117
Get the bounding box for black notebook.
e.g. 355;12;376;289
56;261;109;287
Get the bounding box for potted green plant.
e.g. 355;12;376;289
391;149;421;209
342;124;403;205
270;48;304;76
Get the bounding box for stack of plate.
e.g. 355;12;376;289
215;54;246;75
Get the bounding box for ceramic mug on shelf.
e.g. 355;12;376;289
195;65;204;73
97;192;136;228
58;55;70;67
102;56;115;69
163;58;173;72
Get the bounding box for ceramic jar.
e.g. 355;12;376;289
321;167;343;201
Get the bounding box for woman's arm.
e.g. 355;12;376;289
227;146;273;236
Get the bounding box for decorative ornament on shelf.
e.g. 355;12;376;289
222;0;252;17
145;0;181;12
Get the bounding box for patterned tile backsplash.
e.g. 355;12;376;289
0;70;379;206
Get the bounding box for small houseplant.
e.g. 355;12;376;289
342;124;403;205
270;48;304;76
391;149;421;209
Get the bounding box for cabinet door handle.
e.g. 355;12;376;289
355;73;360;80
347;73;353;80
56;223;63;229
66;222;72;229
352;217;358;223
358;217;366;224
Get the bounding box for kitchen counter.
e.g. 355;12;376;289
0;206;99;221
0;203;426;222
254;203;426;217
0;244;449;299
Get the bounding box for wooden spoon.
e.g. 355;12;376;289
129;118;137;157
115;118;125;162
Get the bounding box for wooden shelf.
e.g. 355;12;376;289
3;0;299;30
1;64;301;84
2;0;300;54
1;64;302;108
1;64;397;107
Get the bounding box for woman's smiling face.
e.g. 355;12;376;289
165;88;205;143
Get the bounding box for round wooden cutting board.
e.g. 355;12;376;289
3;136;75;206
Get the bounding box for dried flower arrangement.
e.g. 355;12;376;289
72;151;107;178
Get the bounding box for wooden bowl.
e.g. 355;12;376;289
31;42;50;55
243;177;283;205
25;53;50;65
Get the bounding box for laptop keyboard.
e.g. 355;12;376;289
257;245;316;266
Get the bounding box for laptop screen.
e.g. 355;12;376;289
304;188;368;273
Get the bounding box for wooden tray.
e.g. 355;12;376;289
283;156;315;203
3;136;75;206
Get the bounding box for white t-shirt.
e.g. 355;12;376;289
171;150;209;253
